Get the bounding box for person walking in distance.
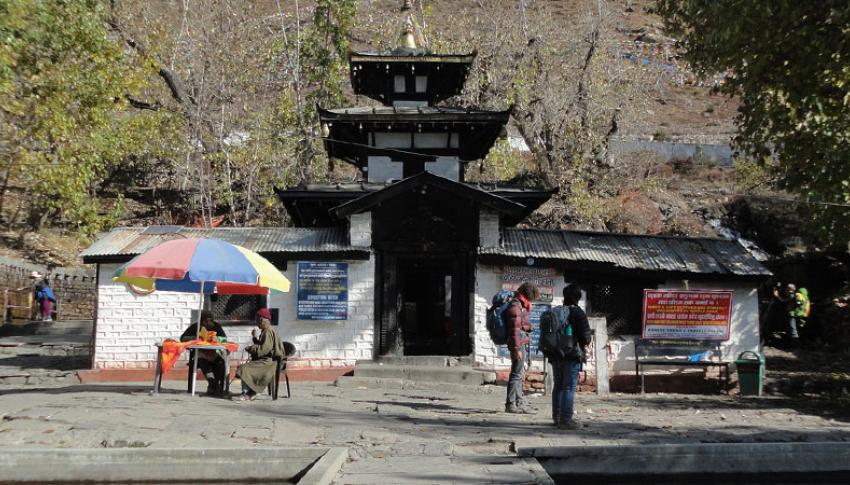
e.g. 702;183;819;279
504;282;540;414
32;273;56;322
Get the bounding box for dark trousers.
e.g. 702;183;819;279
506;351;525;405
198;356;226;392
552;360;581;422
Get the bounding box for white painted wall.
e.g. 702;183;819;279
606;280;761;374
349;213;372;248
94;263;201;369
271;256;375;368
478;210;500;248
367;156;403;183
94;256;376;370
473;263;568;371
426;156;459;181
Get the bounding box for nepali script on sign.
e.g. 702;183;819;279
297;262;348;320
642;290;732;340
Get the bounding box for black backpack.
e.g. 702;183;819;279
538;305;582;360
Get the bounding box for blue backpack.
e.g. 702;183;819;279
486;290;516;345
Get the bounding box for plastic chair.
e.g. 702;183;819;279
269;341;296;400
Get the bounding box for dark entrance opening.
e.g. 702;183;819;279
377;251;471;357
398;257;454;355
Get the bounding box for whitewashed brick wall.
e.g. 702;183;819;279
94;256;376;370
270;256;375;368
94;263;202;369
478;209;500;248
349;213;372;248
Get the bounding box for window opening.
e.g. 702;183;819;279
586;280;655;335
207;294;266;325
394;75;406;93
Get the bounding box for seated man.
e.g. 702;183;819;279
235;308;283;401
180;310;228;395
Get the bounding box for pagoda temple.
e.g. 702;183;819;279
275;4;553;356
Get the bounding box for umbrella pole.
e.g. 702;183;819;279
190;283;205;396
195;285;205;336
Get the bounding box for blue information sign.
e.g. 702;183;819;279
296;262;348;320
497;303;551;359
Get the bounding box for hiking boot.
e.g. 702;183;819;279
505;403;537;414
557;419;581;430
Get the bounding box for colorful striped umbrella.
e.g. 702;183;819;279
112;238;290;294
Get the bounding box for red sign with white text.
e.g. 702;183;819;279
642;290;732;340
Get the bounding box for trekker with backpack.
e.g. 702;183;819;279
539;284;592;429
502;282;540;414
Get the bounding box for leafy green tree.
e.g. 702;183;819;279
0;0;161;237
654;0;850;247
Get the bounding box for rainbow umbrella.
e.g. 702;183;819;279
113;237;290;336
113;238;290;295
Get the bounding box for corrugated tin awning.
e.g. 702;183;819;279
480;229;771;278
81;226;368;263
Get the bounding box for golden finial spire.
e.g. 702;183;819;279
400;15;417;49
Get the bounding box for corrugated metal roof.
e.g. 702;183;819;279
481;229;771;277
81;226;361;260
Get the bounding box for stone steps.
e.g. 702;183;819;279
353;363;495;385
0;335;90;386
363;355;474;367
0;319;93;337
335;356;497;392
334;375;499;394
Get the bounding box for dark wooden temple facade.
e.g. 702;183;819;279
275;14;552;357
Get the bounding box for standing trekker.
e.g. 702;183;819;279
792;287;811;343
539;284;592;429
504;282;540;414
780;283;801;348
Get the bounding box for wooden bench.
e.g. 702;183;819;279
634;338;730;394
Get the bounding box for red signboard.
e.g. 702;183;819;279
642;290;732;340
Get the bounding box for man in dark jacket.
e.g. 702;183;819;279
504;282;540;414
550;284;592;429
180;310;228;395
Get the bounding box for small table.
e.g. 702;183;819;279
153;343;233;396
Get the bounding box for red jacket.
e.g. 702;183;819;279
504;294;532;359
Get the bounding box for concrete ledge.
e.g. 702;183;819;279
0;447;347;484
298;447;349;485
517;442;850;478
77;366;353;384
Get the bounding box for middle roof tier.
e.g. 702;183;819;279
318;105;511;168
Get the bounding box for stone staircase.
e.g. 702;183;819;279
0;319;93;337
0;320;92;385
335;356;498;393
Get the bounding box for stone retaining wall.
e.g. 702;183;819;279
0;256;96;320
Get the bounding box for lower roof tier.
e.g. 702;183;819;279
275;177;554;228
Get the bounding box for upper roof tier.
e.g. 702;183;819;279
349;50;476;106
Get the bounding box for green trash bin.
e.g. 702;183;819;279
736;351;765;396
